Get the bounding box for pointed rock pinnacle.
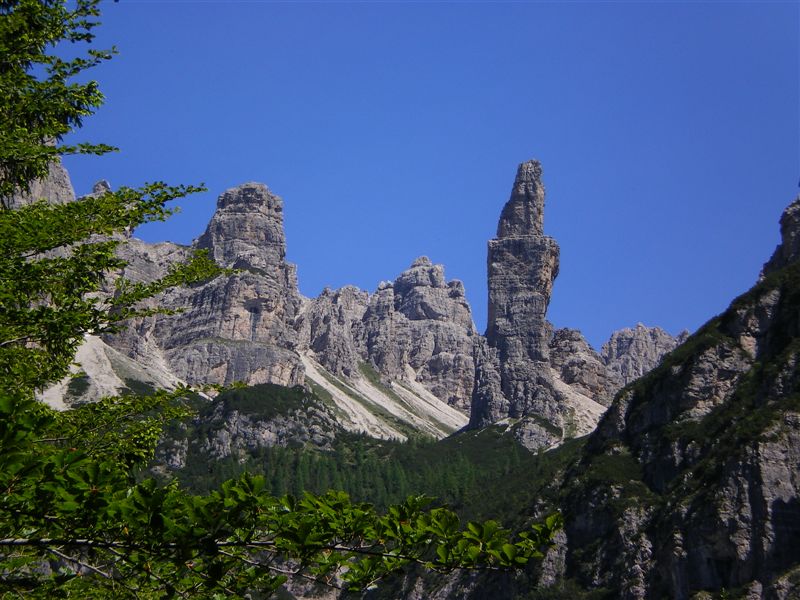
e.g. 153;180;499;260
496;159;545;238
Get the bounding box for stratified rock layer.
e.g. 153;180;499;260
469;160;568;445
558;196;800;599
601;323;689;390
108;183;304;388
298;256;477;412
8;158;75;208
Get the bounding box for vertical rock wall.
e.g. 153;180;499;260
298;257;478;412
469;161;565;443
109;183;305;388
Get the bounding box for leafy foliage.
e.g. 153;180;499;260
0;0;114;205
0;1;561;597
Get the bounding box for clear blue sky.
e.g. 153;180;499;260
63;0;799;350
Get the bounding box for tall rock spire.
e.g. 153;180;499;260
470;160;564;447
196;182;290;276
496;159;546;237
486;160;560;363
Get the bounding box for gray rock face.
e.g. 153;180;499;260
468;161;688;447
601;323;689;390
196;183;291;275
36;161;684;447
763;196;800;277
549;328;616;406
297;286;369;378
108;183;305;388
362;257;477;411
469;160;564;438
299;257;478;412
8;158;75;208
485;161;559;363
557;197;800;599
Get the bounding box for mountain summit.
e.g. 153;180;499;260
39;160;684;448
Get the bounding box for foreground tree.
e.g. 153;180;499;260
0;1;561;597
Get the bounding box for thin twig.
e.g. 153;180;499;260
217;549;344;590
46;546;113;579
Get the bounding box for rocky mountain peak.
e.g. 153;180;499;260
471;160;567;443
496;159;545;238
195;182;288;273
601;323;689;388
392;257;472;326
92;180;112;195
411;256;432;267
395;256;446;292
762;195;800;276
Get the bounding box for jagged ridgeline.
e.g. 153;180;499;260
30;159;800;599
41;159;684;448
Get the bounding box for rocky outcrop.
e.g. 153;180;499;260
361;257;477;411
600;323;689;390
763;196;800;276
556;196;800;599
469;160;600;448
549;329;616;406
8;158;75;208
195;183;293;276
297;286;369;378
299;257;478;412
104;184;471;436
107;183;305;388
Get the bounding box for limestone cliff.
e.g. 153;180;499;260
469;161;605;449
33;160;679;446
103;184;468;438
549;328;616;406
108;182;305;388
297;257;477;413
555;196;800;599
600;323;689;390
8;158;75;208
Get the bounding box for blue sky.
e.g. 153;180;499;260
64;0;799;350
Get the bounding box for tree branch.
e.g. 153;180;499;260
46;546;112;579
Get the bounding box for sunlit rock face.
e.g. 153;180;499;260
297;256;478;413
469;160;568;447
467;160;690;449
7;158;75;208
363;257;477;412
23;161;684;442
109;182;305;388
601;323;689;390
